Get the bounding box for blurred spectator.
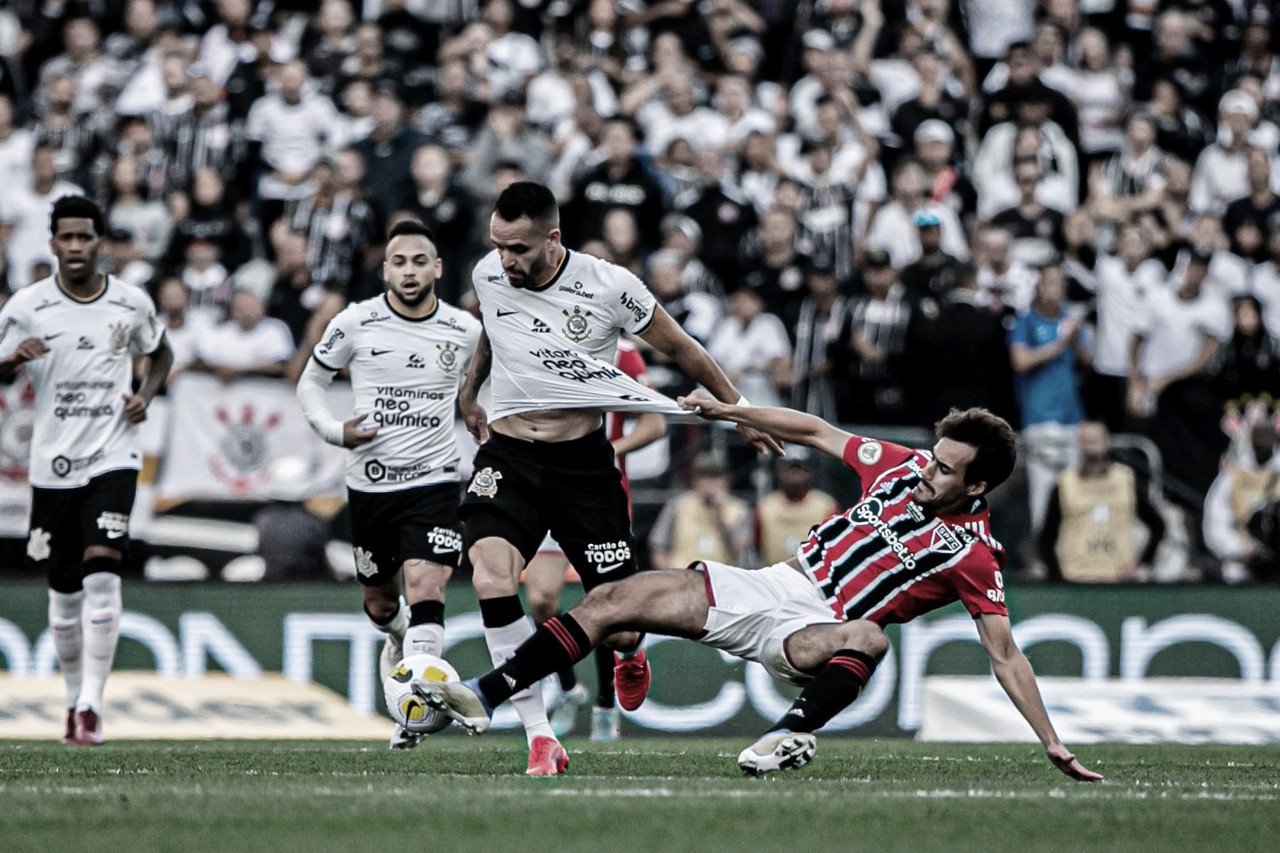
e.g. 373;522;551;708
1205;411;1280;583
740;207;808;326
1088;112;1168;225
0;94;33;191
0;144;82;290
35;17;116;117
789;258;845;422
900;208;964;304
300;0;357;96
264;223;332;347
791;138;858;282
351;79;427;216
905;262;1016;427
754;454;838;566
1223;148;1280;263
1217;294;1280;404
829;249;912;425
32;71;108;190
158;63;245;206
462;88;552;206
176;238;230;321
285;151;379;294
1134;11;1215;114
106;156;171;262
1068;27;1128;161
155;276;213;379
1250;223;1280;336
990;157;1067;269
977;40;1079;145
196;0;256;87
913;118;976;223
403;143;480;305
165;166;252;275
1040;421;1167;583
974;225;1037;314
415;59;485;156
100;227;154;290
649;452;752;571
647;249;721;348
564;116;665;250
1146;78;1212;165
659;213;723;297
193;286;295;382
891;53;970;158
1189;90;1274;216
707;287;791;410
1009;263;1088;526
865;159;967;268
975;121;1078;220
674;147;758;286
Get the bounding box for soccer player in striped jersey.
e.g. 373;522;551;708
416;392;1102;783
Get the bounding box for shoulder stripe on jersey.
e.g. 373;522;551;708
311;352;340;372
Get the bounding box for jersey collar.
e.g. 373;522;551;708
56;273;109;304
383;292;439;323
525;248;571;293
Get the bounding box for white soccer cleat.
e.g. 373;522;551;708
737;731;817;777
388;723;424;751
379;634;404;684
548;683;590;738
415;679;492;735
589;706;621;742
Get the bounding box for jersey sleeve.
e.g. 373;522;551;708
130;288;166;354
948;549;1009;619
841;435;920;490
1005;312;1033;348
610;266;658;335
312;309;355;370
0;294;30;354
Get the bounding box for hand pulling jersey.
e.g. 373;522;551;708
797;436;1009;626
471;248;683;421
0;275;164;488
313;294;481;492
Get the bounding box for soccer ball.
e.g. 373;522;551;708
383;653;458;735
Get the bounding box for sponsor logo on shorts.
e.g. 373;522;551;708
96;511;129;540
428;527;462;555
467;467;502;498
562;306;592;342
857;441;883;465
354;547;378;579
26;527;51;561
51;450;105;478
585;540;632;574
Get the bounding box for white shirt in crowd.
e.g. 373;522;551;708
0;178;83;291
0;274;165;487
1089;254;1165;377
0;126;34;191
864;201;969;268
245;90;340;200
1134;285;1232;381
636;101;730;154
707;312;791;410
1190;143;1280;215
195;315;295;371
973;121;1079;218
1249;261;1280;337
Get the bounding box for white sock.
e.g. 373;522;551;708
48;589;84;709
404;622;444;657
370;596;409;638
484;617;554;744
77;572;122;713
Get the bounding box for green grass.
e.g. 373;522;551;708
1;738;1276;852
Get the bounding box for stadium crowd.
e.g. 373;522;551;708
1;0;1279;582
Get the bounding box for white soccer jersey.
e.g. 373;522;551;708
0;275;165;488
312;294;481;492
472;249;683;421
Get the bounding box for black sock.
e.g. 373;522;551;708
363;601;398;628
557;666;578;692
477;613;592;707
594;647;615;708
477;595;525;628
409;600;445;626
771;649;877;734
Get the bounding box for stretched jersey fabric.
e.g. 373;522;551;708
0;275;164;487
472;249;683;421
797;435;1008;626
312;294;481;492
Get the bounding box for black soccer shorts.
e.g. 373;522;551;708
459;426;638;589
27;468;137;592
347;481;464;586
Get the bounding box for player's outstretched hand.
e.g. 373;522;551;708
461;400;490;444
677;389;725;419
342;414;379;448
122;393;149;423
738;423;785;456
1046;743;1103;782
13;337;49;364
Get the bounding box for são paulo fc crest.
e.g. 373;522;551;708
436;341;460;372
467;467;503;498
109;321;131;354
857;441;883;465
562;306;593;342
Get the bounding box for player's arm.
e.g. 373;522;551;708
122;334;174;423
639;307;783;455
613;411;666;457
296;357;377;448
678;389;853;461
458;327;492;443
974;613;1103;782
0;300;45;383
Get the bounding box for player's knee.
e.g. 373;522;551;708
362;586;400;622
526;587;557;622
467;541;521;598
579;582;626;623
403;560;449;602
840;621;889;660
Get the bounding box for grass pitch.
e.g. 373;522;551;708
1;738;1276;853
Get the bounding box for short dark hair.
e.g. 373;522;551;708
49;195;105;238
934;407;1017;493
387;218;437;244
494;181;559;230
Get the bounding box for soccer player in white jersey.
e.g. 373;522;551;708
421;394;1101;784
296;220;480;749
0;195;173;746
458;182;780;775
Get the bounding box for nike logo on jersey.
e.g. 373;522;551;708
595;562;625;574
370;348;392;356
432;544;454;555
496;308;518;317
43;332;63;341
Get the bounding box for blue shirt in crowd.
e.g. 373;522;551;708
1007;308;1084;428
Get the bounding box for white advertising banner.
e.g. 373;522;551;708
156;373;350;500
919;676;1280;744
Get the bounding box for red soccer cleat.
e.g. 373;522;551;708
614;649;651;712
62;708;76;745
74;708;104;746
525;735;569;777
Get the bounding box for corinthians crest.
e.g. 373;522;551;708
562;305;593;342
109;321;131;354
467;467;502;498
437;341;460;372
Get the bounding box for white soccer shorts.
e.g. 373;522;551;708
696;560;841;686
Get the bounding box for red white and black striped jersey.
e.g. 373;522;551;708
797;435;1008;626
